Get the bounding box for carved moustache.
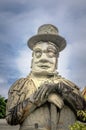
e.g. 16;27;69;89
34;59;53;64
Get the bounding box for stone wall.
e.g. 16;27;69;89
0;119;19;130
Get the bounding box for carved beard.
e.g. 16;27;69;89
31;58;58;76
32;70;57;76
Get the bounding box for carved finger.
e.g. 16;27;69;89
33;86;43;100
35;86;47;101
40;87;48;101
48;93;64;109
45;86;54;97
33;88;41;99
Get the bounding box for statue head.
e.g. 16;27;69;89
27;24;66;75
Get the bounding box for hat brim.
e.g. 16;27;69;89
27;34;66;51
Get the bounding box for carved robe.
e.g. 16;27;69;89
6;73;81;130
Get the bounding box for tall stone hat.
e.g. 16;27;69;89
27;24;66;51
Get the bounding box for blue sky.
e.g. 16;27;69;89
0;0;86;98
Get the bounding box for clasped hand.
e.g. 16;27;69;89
33;82;58;101
33;81;74;108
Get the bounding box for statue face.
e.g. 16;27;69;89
31;42;58;75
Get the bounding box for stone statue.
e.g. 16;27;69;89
6;24;86;130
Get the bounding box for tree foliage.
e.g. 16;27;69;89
0;95;6;118
69;121;86;130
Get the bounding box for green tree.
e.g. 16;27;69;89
0;95;6;118
69;121;86;130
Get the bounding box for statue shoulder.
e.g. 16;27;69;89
7;77;36;109
9;77;36;93
9;78;28;93
54;75;81;95
61;77;81;95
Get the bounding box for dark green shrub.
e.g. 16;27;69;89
0;95;6;118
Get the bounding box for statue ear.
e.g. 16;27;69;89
30;58;33;68
55;58;58;70
55;52;59;69
32;52;34;57
31;52;34;68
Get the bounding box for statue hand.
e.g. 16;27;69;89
48;93;64;109
56;82;85;111
33;81;58;104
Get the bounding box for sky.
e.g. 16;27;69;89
0;0;86;98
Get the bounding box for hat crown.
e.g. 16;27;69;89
28;24;66;51
38;24;59;35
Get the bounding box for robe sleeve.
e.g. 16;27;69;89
6;78;36;125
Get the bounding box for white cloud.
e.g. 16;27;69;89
15;48;32;77
0;87;8;98
68;42;86;88
0;77;6;84
0;77;9;98
0;0;86;98
58;44;71;78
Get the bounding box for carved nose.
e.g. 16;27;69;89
39;59;49;63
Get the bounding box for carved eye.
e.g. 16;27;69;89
47;49;57;58
34;49;42;58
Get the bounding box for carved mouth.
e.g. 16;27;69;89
38;65;50;69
